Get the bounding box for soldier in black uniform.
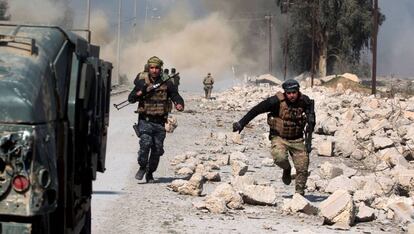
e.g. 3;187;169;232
233;79;315;195
128;56;184;183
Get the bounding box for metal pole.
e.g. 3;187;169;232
310;2;315;88
266;15;273;74
283;0;290;80
133;0;137;36
86;0;91;42
115;0;122;86
371;0;378;95
144;0;148;27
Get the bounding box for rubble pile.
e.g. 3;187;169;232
168;82;414;231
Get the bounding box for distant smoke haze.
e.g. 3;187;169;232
9;0;64;24
378;0;414;78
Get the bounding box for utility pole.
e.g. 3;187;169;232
133;0;137;36
115;0;122;86
283;0;291;80
265;15;273;74
310;0;316;88
144;0;148;27
371;0;378;95
86;0;91;42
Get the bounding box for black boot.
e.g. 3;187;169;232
282;168;292;185
135;167;146;180
145;172;155;183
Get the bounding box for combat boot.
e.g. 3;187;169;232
135;167;146;180
282;168;292;185
145;172;155;183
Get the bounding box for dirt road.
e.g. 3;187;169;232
92;91;398;234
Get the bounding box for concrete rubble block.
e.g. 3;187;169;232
210;183;243;209
372;136;394;151
396;169;414;195
171;154;190;166
356;128;371;140
325;175;359;194
333;129;355;158
362;176;395;197
204;161;220;170
231;132;243;144
168;179;187;192
176;167;194;177
353;190;376;204
350;149;365;161
204;195;228;214
404;110;414;121
388;201;414;224
261;158;275;167
305;174;321;192
380;148;409;168
356;203;376;222
317;140;333;157
216;154;230;166
337;163;357;178
177;173;205;196
239;184;278;206
319;189;356;229
192;200;207;210
282;193;319;215
341;73;360;83
319;161;343;179
320;117;338;136
229;151;249;164
231;160;248;176
231;175;257;191
175;162;197;172
408;223;414;234
204;172;221;182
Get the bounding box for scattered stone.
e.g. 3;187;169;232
204;172;221;182
356;203;376;222
177;173;205;196
210;183;243;209
388;201;414;224
204;196;228;214
325;175;358;194
261;158;275;167
230;151;249;164
231;160;248;176
319;189;355;229
372;136;394;151
239;185;277;206
231;175;257;191
319;162;343;179
317;140;333;157
282;193;318;215
216;154;230;166
176;167;194;177
168;179;187;192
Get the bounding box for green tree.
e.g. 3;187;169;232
0;0;10;20
277;0;384;77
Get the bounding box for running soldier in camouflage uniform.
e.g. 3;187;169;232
233;79;315;195
203;73;214;99
128;56;184;183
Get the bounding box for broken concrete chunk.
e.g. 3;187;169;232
319;189;355;229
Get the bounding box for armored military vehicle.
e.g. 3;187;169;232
0;23;112;233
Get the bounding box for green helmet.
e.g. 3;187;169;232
147;56;163;68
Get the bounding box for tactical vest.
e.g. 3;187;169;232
203;76;214;86
267;92;307;139
136;73;172;116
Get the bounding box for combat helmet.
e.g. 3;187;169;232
282;79;300;92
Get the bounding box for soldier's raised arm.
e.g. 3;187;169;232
233;96;280;133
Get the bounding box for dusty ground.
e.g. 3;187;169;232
91;91;401;234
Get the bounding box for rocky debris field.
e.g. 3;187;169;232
94;83;414;233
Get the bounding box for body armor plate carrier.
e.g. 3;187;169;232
137;72;172;116
267;92;307;139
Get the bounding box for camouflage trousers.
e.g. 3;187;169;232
137;119;166;173
204;86;213;99
270;136;309;194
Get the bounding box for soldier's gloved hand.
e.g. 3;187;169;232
232;122;244;133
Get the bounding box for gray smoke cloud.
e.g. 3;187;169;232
378;0;414;78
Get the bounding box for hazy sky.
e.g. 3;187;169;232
67;0;414;78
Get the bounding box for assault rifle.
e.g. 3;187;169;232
113;72;179;110
304;99;315;153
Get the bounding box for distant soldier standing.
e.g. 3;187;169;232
203;72;214;99
171;68;181;90
232;79;315;195
128;56;184;183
